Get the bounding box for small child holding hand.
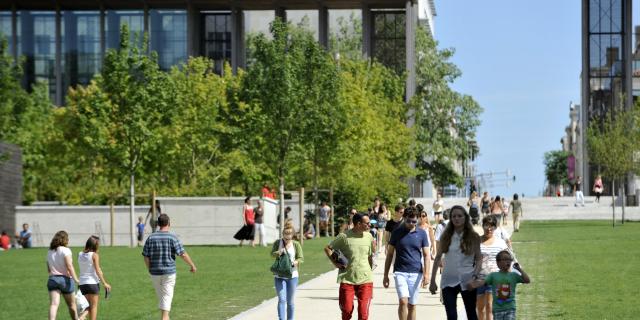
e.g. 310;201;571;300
469;250;530;320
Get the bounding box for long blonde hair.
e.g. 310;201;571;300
438;206;479;255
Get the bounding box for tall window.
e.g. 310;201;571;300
202;12;231;74
287;10;319;40
372;10;406;75
150;10;187;70
19;11;57;101
62;11;101;100
106;10;144;50
0;12;11;55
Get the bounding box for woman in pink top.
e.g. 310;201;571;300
233;196;256;247
46;230;80;320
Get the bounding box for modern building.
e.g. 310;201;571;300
581;0;640;198
560;101;582;195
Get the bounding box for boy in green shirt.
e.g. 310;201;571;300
470;250;530;320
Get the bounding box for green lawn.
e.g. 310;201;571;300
513;220;640;319
0;238;334;319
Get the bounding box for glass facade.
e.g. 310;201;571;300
20;11;57;101
329;9;362;58
372;10;406;74
150;10;187;70
0;11;11;54
287;10;319;40
202;12;231;74
62;11;101;98
106;10;144;50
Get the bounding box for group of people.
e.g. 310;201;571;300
467;192;523;233
0;223;33;251
265;196;530;320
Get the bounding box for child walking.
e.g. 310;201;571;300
469;250;530;320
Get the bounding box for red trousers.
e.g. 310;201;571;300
338;282;373;320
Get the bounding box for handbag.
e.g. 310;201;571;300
331;248;349;269
270;240;293;278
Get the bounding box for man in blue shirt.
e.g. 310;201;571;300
143;214;196;320
17;223;32;248
383;207;431;320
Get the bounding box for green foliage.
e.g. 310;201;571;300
543;150;569;187
586;104;640;181
411;27;483;188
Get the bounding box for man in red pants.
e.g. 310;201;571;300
325;213;374;320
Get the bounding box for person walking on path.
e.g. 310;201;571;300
433;193;445;224
417;204;436;259
383;207;431;320
476;216;509;320
46;230;80;320
254;200;267;246
319;201;331;237
429;206;482;320
468;192;481;225
234;197;256;247
324;213;374;320
469;251;530;320
481;193;491;217
593;175;603;203
78;235;112;320
508;194;523;233
271;227;304;320
574;176;585;207
490;196;506;226
142;214;197;320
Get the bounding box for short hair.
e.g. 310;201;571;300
352;213;365;225
495;195;501;202
482;215;498;227
496;250;513;261
84;235;100;252
394;204;404;213
1;230;7;235
404;207;418;219
442;209;450;220
408;199;416;207
285;206;292;212
49;230;69;250
157;214;170;227
416;203;424;213
513;193;519;200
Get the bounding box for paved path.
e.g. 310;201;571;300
231;247;469;320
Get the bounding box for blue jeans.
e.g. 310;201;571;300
275;277;298;320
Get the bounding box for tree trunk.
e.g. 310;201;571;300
130;173;136;247
279;176;285;236
612;180;615;228
313;156;319;237
622;183;626;224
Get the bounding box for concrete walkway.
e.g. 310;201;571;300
231;249;469;320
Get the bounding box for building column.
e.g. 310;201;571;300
231;8;245;73
144;3;149;53
318;6;328;49
405;0;417;103
275;7;286;22
186;0;199;57
55;6;62;106
100;4;105;60
361;4;371;58
11;5;17;60
580;0;590;194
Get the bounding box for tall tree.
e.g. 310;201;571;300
543;150;569;195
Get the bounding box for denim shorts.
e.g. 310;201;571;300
47;275;75;294
476;284;493;295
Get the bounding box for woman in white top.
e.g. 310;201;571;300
429;206;482;320
47;230;80;320
433;193;445;223
79;235;112;320
476;216;509;320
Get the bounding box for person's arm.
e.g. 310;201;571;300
472;238;482;277
428;227;437;257
64;254;79;283
92;253;111;290
242;205;247;225
429;246;443;294
422;245;431;288
271;240;283;258
179;252;197;273
293;241;304;267
323;245;345;269
382;245;395;288
513;263;530;283
144;256;150;271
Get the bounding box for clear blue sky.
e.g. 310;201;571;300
435;1;581;197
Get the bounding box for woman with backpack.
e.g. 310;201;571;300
271;227;304;320
467;191;480;225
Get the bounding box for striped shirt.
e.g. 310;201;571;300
142;231;185;275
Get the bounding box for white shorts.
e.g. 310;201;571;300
151;274;176;311
394;272;423;305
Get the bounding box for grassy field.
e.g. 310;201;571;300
0;238;334;319
513;220;640;319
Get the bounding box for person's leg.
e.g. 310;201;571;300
579;191;585;206
61;292;78;320
285;277;298;320
476;293;487;320
355;282;373;320
485;293;493;320
398;297;409;320
338;283;355;320
86;293;99;320
274;277;286;320
406;272;421;320
461;288;478;320
152;274;176;320
441;285;460;320
49;290;61;320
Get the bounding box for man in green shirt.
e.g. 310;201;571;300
324;213;374;320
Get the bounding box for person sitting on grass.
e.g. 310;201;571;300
468;250;530;320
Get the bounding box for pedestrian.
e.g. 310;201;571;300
468;192;481;225
1;230;10;251
233;197;255;247
324;213;374;320
417;204;436;259
385;204;405;249
255;200;267;246
136;216;145;246
142;214;197;320
593;175;603;203
434;210;450;275
508;194;523;233
490;196;505;226
481;192;491;217
319;201;331;237
17;223;32;248
47;230;80;320
469;251;530;320
383;207;431;320
574;176;585;207
271;226;304;320
346;208;357;231
476;216;509;320
78;235;112;320
433;193;445;224
429;205;482;320
303;217;316;239
145;200;162;232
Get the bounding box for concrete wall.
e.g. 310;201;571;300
0;142;22;237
